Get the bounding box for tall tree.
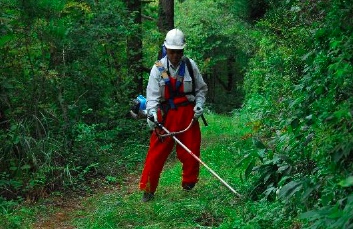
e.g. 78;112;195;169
157;0;174;59
127;0;144;95
158;0;174;32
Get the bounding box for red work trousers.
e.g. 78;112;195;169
139;103;201;193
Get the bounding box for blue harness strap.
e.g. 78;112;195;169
175;61;185;92
155;58;188;110
166;59;186;109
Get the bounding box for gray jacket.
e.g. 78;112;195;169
146;56;208;113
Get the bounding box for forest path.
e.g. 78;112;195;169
30;115;242;228
32;174;139;229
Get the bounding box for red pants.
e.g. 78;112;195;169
139;103;201;193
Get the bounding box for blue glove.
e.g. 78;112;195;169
147;109;158;130
193;103;203;119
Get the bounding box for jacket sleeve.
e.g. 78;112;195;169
146;65;162;113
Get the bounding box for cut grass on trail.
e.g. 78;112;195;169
71;113;254;228
11;113;295;228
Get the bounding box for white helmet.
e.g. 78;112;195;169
164;29;186;50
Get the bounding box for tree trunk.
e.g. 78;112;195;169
127;0;144;95
158;0;174;33
157;0;174;59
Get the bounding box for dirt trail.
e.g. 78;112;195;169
31;191;85;229
32;175;139;229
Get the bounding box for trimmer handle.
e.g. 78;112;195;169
195;107;208;126
148;115;162;128
147;115;155;122
200;114;208;126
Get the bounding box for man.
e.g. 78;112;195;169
139;28;208;202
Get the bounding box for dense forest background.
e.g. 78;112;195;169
1;0;353;228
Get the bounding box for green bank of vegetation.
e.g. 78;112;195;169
1;0;352;228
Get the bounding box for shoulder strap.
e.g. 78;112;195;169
155;60;176;109
183;57;196;96
155;61;169;80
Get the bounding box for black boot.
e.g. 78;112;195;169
182;183;195;191
142;192;154;202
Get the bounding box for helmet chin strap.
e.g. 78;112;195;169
168;58;181;68
166;56;181;69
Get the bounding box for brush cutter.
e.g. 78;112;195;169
130;95;208;127
148;116;242;198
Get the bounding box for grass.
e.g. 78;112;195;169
1;112;297;228
72;113;256;228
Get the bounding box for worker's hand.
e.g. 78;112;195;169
147;109;158;130
193;103;203;119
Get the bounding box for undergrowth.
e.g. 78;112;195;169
69;113;297;228
0;112;328;228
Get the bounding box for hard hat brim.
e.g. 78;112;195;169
164;42;185;50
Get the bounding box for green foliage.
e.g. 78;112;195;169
175;0;254;112
300;193;353;229
1;0;353;228
0;0;148;204
0;196;33;229
241;0;353;227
